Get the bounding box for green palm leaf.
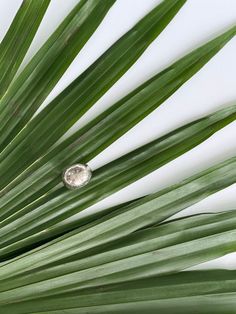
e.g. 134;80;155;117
0;147;235;275
0;1;235;312
1;210;234;283
0;25;235;221
0;104;235;258
15;294;236;314
0;23;236;188
1;270;236;313
0;0;50;97
0;0;186;152
2;209;236;303
0;0;116;150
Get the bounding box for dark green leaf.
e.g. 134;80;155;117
0;26;235;232
0;0;50;97
0;99;233;226
0;0;116;150
1;209;236;303
1;270;236;314
0;117;235;259
0;104;235;258
0;0;187;187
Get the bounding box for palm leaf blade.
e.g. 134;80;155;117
2;210;236;302
0;0;116;150
0;26;235;223
0;2;235;312
0;0;186;150
1;270;236;313
0;0;187;187
0;104;235;257
0;0;50;97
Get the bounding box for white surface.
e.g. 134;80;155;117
0;0;236;269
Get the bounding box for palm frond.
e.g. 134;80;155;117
0;1;235;312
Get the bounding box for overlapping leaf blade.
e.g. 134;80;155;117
1;270;236;314
1;209;236;286
0;151;236;275
1;209;236;303
0;104;235;258
0;0;116;150
0;25;235;224
24;294;236;314
0;2;235;312
0;0;50;97
0;0;186;156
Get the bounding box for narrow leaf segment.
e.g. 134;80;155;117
0;0;50;98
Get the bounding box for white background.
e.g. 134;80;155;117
0;0;236;270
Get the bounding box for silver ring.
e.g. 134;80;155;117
62;164;92;190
